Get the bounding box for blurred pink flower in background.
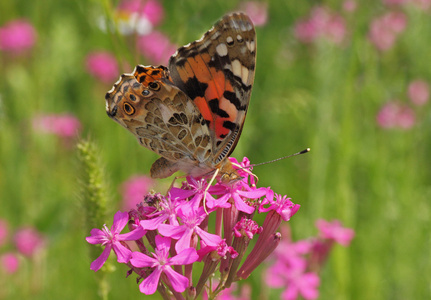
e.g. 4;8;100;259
117;0;164;27
411;0;431;9
376;101;416;129
0;219;8;247
85;51;119;84
408;79;429;106
315;219;355;246
1;253;19;274
343;0;357;12
14;227;46;257
121;175;155;210
239;1;268;26
368;11;407;51
383;0;408;5
0;19;36;53
32;113;81;138
137;31;177;65
294;6;347;45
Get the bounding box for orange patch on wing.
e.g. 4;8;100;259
204;70;225;100
194;96;213;127
134;66;167;86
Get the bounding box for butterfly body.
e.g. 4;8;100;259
105;13;256;181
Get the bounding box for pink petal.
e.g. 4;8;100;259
139;267;163;295
140;214;168;230
112;242;132;263
232;193;255;214
158;224;185;239
195;227;222;247
155;235;171;249
130;251;156;268
90;244;112;271
168;248;199;266
118;226;146;241
111;211;129;233
163;266;190;293
175;228;193;253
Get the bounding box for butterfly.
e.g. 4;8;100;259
105;13;256;182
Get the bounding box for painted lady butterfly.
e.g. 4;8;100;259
105;13;256;182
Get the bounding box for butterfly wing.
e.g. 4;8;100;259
105;65;213;177
168;13;256;167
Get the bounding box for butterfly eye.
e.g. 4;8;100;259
142;90;150;96
123;102;135;115
149;81;160;91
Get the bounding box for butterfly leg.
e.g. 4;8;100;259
167;174;187;193
203;168;219;215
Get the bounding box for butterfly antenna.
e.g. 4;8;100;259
243;148;311;169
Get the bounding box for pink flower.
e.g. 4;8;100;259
14;227;46;257
33;113;81;138
376;101;416;129
169;176;228;211
368;11;407;51
197;239;238;261
121;175;155;210
239;2;268;26
0;219;9;247
0;19;36;53
316;219;355;246
117;0;164;28
273;238;312;269
137;31;177;65
215;178;268;214
266;262;320;300
411;0;431;10
158;206;222;253
129;236;199;295
86;211;146;271
233;217;262;239
260;191;301;221
139;193;181;230
1;253;19;274
408;79;429;106
294;6;347;45
85;51;119;83
383;0;407;5
343;0;357;12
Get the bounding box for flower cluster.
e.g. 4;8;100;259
265;219;355;300
376;79;429;129
368;11;407;52
0;19;36;54
0;219;46;274
86;157;300;298
294;6;347;45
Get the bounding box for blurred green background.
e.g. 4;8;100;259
1;0;430;299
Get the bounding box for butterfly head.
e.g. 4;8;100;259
105;65;171;128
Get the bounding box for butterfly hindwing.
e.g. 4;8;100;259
168;13;256;166
106;66;213;173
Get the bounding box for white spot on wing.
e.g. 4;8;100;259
231;59;251;85
231;60;242;78
215;43;228;56
246;40;255;52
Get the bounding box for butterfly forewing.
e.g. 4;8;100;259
168;13;256;166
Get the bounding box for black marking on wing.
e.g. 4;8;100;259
208;99;229;118
182;76;208;99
